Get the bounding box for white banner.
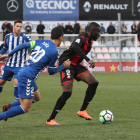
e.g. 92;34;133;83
0;20;139;33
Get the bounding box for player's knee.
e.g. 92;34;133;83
34;90;41;102
35;95;41;102
88;82;99;93
22;106;31;113
20;100;32;113
38;96;41;101
0;79;6;86
62;92;72;100
90;82;99;87
25;108;31;113
58;92;72;102
0;83;4;86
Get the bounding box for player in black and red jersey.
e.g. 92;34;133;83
46;22;100;125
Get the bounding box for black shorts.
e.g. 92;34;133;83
60;64;89;86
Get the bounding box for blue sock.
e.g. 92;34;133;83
0;86;3;93
10;100;35;109
0;105;25;120
10;100;20;108
14;86;19;100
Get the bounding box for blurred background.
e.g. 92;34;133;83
0;0;140;72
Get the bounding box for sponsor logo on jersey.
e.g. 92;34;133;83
75;39;80;44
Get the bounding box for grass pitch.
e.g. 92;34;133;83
0;73;140;140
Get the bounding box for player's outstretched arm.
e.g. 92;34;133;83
0;41;35;62
0;54;9;62
8;42;31;57
63;59;70;69
48;59;70;75
0;48;7;55
0;35;8;55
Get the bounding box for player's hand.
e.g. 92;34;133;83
88;60;95;68
63;59;70;69
24;59;28;66
0;54;9;62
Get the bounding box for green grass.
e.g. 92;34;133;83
0;73;140;140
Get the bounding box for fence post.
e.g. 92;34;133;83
118;13;122;72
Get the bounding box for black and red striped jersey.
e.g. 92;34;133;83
59;32;93;65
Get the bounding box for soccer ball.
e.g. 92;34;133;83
99;110;113;124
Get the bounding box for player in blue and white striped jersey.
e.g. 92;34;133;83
0;20;34;101
4;29;31;67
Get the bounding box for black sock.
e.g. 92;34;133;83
47;92;71;121
80;82;99;111
32;100;36;103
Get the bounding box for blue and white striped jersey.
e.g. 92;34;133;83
3;32;31;67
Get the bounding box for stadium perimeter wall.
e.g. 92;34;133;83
0;62;140;73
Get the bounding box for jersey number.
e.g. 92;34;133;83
30;46;45;63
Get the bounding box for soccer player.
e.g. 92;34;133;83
0;27;70;122
0;19;32;100
46;22;100;125
0;20;40;121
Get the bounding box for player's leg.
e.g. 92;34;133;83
2;72;23;116
32;82;40;103
46;82;73;125
0;98;32;121
14;78;19;100
3;83;40;111
0;66;13;93
13;66;40;101
47;82;73;125
78;71;98;109
33;89;41;102
46;67;74;125
0;79;6;93
13;67;23;100
0;76;36;121
76;65;99;120
20;98;33;112
2;78;18;121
